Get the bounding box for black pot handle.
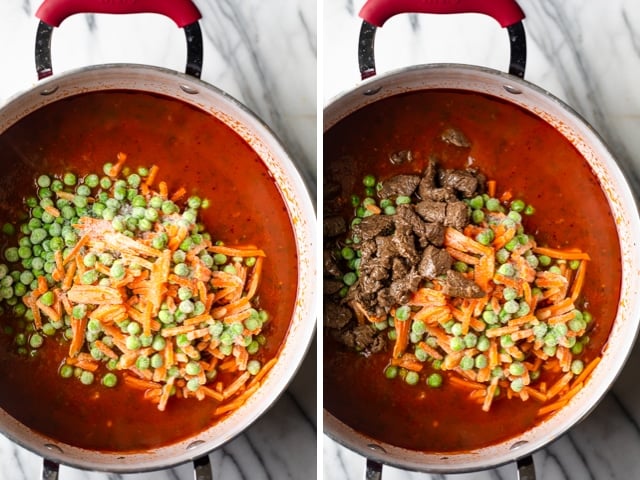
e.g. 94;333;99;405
357;0;527;80
365;458;383;480
33;0;203;80
517;455;537;480
39;454;213;479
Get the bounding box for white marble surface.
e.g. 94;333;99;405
323;0;640;479
0;0;316;479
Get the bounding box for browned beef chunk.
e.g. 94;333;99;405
419;187;458;202
374;236;397;269
377;174;421;199
352;214;394;242
391;257;409;281
441;127;471;148
441;270;485;298
332;324;385;353
389;150;413;165
324;180;341;200
444;201;469;230
423;222;445;246
323;249;342;278
324;301;353;329
419;245;452;279
324;216;346;238
415;200;446;223
391;223;420;264
438;169;479;198
324;279;344;295
394;205;429;248
388;268;422;305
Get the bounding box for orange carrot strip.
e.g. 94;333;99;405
546;372;574;399
570;260;588;302
572;356;601;387
145;164;159;186
445;247;480;265
108;152;127;177
487;180;497;198
245;256;263;300
390;354;424;372
208;245;266;258
482;380;499;412
449;376;485;390
214;383;260;415
69;317;87;357
417;341;443;360
393;318;410;359
532;246;590;261
223;371;251;399
66;285;122;305
62;235;89;266
484;324;520;338
537;399;569;417
170;186;187;202
248;357;277;387
93;340;118;360
201;385;225;402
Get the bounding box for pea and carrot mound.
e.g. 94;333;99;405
324;159;597;417
0;152;273;413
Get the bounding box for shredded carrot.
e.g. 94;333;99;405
532;246;591;261
393;318;410;359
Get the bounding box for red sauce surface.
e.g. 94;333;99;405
0;91;298;452
323;90;621;452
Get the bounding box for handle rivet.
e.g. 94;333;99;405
503;84;522;95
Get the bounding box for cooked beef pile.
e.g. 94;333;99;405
324;154;487;354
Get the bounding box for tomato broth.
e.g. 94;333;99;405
323;90;621;452
0;91;298;452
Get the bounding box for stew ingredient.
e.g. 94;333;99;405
0;153;272;413
323;89;621;452
0;90;297;452
327;165;594;415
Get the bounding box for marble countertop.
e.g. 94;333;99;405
323;0;640;479
0;1;316;479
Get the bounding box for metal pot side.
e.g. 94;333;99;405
0;64;318;472
323;64;640;473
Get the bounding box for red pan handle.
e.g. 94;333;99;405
359;0;525;28
357;0;527;79
34;0;203;80
35;0;201;28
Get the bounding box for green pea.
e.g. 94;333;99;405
405;371;420;385
363;174;376;188
450;337;465;352
395;195;412;205
174;263;190;277
395;305;411;321
79;370;94;385
40;291;55;306
100;372;117;387
476;335;491;352
2;223;15;236
343;272;357;286
4;247;20;263
510;378;524;392
29;333;44;349
509;362;526;376
185;361;201;375
426;372;443;388
475;228;494;246
485;198;501;212
475;354;488;369
59;364;74;378
125;335;141;350
81;269;99;285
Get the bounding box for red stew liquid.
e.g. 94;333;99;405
323;90;621;452
0;91;297;452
